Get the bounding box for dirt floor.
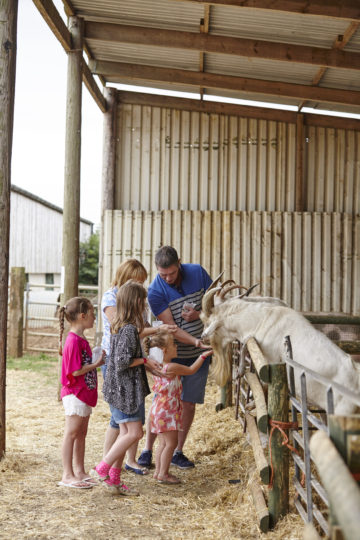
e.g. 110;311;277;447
1;360;305;540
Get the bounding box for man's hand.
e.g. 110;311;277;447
181;304;200;322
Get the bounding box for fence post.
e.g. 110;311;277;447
328;415;360;539
268;363;289;527
8;267;25;358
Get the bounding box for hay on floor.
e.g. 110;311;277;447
0;366;304;539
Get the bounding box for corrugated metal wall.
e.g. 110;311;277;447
103;210;359;315
115;104;359;214
115;104;296;211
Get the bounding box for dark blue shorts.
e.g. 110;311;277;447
172;356;210;404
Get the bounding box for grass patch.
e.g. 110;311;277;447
7;353;58;374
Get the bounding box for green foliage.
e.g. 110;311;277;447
79;231;99;285
7;353;57;372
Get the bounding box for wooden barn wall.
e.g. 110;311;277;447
10;191;92;274
306;126;360;214
115;104;296;212
103;210;360;315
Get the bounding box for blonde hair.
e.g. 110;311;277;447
111;280;147;335
59;296;93;355
111;259;147;288
143;331;174;356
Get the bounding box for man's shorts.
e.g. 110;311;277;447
172;356;210;404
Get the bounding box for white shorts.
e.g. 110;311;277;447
62;394;92;417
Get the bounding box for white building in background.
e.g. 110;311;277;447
10;184;93;286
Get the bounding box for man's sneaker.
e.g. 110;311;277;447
137;450;152;468
171;451;195;469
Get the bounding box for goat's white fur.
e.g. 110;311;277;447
201;296;360;414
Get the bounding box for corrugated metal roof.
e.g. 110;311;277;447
210;6;350;48
87;39;199;71
206;54;318;85
64;0;360;114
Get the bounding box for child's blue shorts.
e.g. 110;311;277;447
109;402;145;427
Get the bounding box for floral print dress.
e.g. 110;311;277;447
150;364;183;433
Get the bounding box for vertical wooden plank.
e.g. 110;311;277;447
199;112;209;210
325;128;335;212
143;211;153;285
202;211;212;273
119;104;132;209
267;121;276;211
190;111;201;209
312;213;322;313
140;106;151;210
272;212;282;298
355;132;360;215
331;213;342;313
301;212;311;311
169;109;180;209
163;210;172;247
292;213;302;311
211;211;222;277
123;210;133;260
192;211;202;266
238;117;248;210
152;212;162;280
251;212;262;293
8;267;25;358
286;123;296;212
341;214;353;313
344;130;355;214
282;213;292;305
316;127;326;212
228;116;238;211
295;114;304;211
130;105;141;209
231;212;241;283
182;210;192;264
335;129;345;213
102;209;115;290
322;213;332;313
257;120;267;211
247;118;258;210
352;215;360;315
179;110;190;210
218;114;226;211
306;126;316;212
262;212;272;296
172;211;182;256
160;108;170;209
133;210;142;261
222;211;232;281
208;114;219;210
150;107;161;211
0;0;17;456
240;212;251;288
112;210;123;276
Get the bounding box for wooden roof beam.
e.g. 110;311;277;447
32;0;106;112
89;60;360;107
84;21;360;71
169;1;360;21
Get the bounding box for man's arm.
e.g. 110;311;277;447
157;308;203;347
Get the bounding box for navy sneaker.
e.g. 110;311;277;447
137;450;152;468
171;451;195;469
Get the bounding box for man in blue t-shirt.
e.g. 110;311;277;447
138;246;212;470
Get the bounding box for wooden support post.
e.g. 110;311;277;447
328;415;360;539
0;0;18;458
245;371;268;434
245;412;270;484
310;428;360;540
61;16;83;304
268;363;289;528
247;337;270;383
98;86;117;328
216;345;233;411
250;479;269;533
295;113;305;211
8;267;25;358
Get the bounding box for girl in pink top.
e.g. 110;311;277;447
144;332;212;484
58;296;104;489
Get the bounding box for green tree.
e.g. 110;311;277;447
79;231;99;285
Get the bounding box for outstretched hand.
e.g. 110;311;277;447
195;338;212;350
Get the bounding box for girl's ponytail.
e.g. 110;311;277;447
59;306;66;355
143;336;151;356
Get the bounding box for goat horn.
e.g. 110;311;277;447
220;279;236;289
219;284;247;300
202;287;222;317
206;271;225;292
239;283;260;299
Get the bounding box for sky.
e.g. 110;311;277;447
12;0;103;225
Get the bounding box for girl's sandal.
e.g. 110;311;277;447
157;475;181;485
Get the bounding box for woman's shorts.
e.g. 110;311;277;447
109;402;145;426
172;356;210;404
62;394;92;417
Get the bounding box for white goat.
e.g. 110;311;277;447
201;288;360;415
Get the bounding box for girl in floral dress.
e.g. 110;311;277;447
144;332;212;484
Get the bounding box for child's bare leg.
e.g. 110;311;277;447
154;434;165;479
103;425;119;457
73;416;90;480
62;415;88;484
158;431;178;481
104;421;143;468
